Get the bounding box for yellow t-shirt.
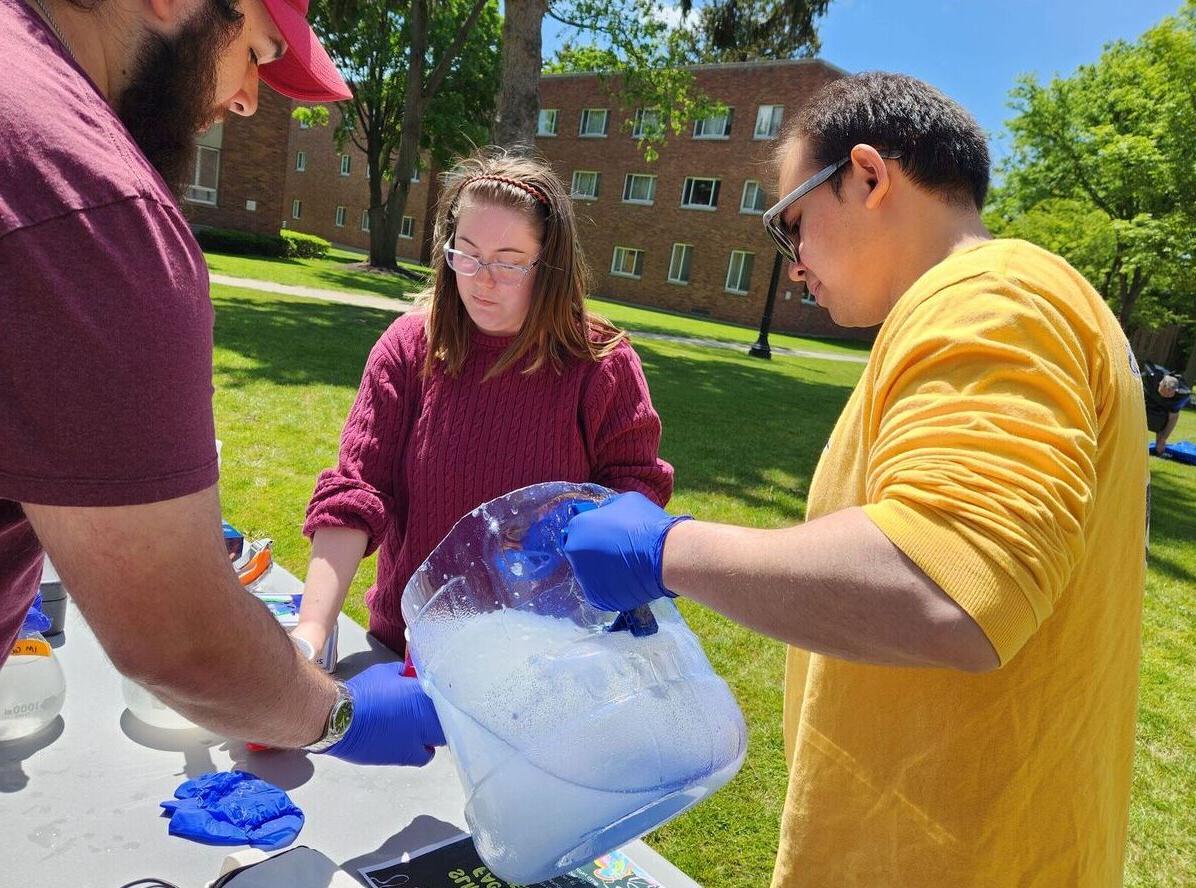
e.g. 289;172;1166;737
771;239;1148;887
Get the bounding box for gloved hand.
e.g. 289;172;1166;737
160;770;303;850
562;491;692;613
325;663;446;766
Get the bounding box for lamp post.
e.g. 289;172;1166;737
749;252;785;359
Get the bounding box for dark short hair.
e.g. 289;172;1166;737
787;72;990;210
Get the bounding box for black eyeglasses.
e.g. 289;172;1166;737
762;151;902;263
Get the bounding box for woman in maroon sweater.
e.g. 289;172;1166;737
294;150;674;658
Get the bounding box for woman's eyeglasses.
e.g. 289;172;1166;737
444;241;540;286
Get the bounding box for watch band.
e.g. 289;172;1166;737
303;679;354;754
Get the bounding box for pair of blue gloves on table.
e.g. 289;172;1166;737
327;493;683;767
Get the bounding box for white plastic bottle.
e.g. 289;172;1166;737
0;597;66;742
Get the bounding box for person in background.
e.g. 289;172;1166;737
293;149;673;660
1141;361;1191;455
2;0;441;765
563;73;1148;886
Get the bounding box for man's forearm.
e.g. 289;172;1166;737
661;507;999;671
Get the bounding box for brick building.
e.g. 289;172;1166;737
186;57;873;340
535;58;872;340
183;88;436;265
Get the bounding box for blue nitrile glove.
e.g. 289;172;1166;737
160;770;303;850
561;491;692;613
325;663;446;766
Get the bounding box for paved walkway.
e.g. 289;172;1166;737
210;272;870;364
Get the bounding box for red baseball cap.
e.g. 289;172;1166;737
257;0;352;102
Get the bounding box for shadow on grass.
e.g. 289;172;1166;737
1146;461;1196;585
211;293;858;525
212;290;397;389
636;343;856;522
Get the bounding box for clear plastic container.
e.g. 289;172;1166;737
402;482;747;884
0;600;66;742
121;677;199;731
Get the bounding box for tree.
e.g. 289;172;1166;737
304;0;501;270
681;0;831;63
493;0;829;151
987;2;1196;331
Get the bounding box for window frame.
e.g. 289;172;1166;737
291;198;302;219
339;154;351;176
740;180;766;214
725;250;755;295
361;209;371;232
578;108;610;138
537;108;559;137
667;243;693;285
334;205;346;227
610;245;645;279
399;215;415;239
622;173;658;205
631;107;661;139
693;109;733;140
183;144;220;206
681;176;721;211
754;104;784;140
570;170;600;200
295;151;306;172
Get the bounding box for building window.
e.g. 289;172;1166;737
335;205;346;227
400;216;415;238
183;123;222;205
725;250;755;294
611;246;644;279
295;151;306;172
681;176;720;210
667;243;693;285
740;180;767;214
801;287;817;305
631;107;661;139
410;166;420;183
298;118;310;129
185;146;220;205
693;109;733;139
579;108;609;137
537;108;559;136
361;209;371;232
571;170;600;200
622;173;657;205
339;154;351;176
291;199;302;219
755;104;784;139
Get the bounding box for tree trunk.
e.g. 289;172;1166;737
1118;265;1146;332
493;0;548;149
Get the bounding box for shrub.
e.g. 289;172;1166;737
193;226;289;258
281;230;330;259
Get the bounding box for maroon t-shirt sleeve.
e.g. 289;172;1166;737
0;197;218;506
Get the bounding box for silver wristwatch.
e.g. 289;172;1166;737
303;680;354;754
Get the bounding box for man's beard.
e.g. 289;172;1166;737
116;3;242;198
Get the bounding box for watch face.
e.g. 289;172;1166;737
330;693;354;738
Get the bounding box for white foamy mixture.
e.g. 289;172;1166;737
421;608;738;883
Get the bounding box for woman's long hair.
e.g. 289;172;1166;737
419;148;624;380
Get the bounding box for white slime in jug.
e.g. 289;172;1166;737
422;607;742;884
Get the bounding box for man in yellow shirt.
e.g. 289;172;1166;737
563;72;1148;886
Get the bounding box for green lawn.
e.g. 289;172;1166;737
211;282;1194;887
203;249;871;357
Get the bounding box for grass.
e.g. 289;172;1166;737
205;246;429;300
203;249;871;357
210;281;1194;888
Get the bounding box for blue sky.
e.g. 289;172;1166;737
543;0;1184;161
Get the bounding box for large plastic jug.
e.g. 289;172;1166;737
402;482;747;884
0;594;66;742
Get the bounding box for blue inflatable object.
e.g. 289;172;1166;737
161;770;303;850
1148;440;1196;465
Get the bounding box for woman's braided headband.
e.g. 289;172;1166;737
463;174;550;207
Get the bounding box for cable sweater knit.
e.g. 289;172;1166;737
303;311;673;653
